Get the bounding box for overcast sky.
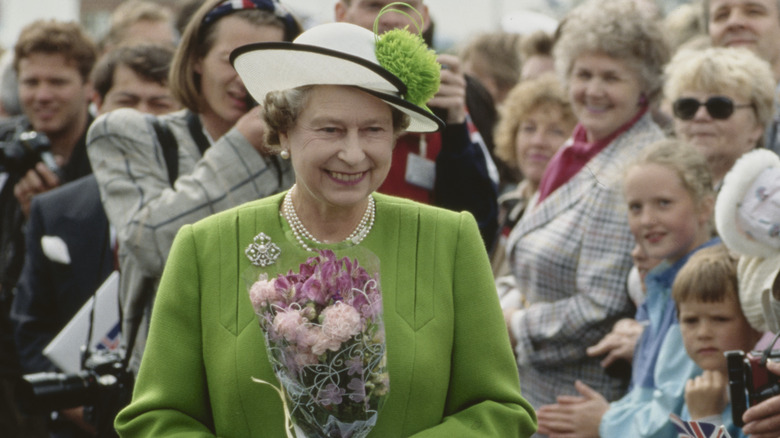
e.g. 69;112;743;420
284;0;563;51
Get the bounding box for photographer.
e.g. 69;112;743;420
0;19;97;279
11;43;180;438
715;148;780;438
86;0;300;374
0;19;97;438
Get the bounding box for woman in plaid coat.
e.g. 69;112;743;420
502;0;669;413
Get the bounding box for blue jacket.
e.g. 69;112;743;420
600;238;720;437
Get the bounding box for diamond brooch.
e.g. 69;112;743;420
245;232;280;267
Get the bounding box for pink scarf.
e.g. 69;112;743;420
537;107;647;203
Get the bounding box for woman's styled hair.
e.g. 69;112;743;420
169;0;302;113
663;47;775;138
553;0;670;104
672;243;740;306
493;73;576;176
262;86;411;151
626;138;714;215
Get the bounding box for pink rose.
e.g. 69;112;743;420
296;324;321;351
311;333;342;356
272;309;305;343
321;302;363;343
249;275;278;313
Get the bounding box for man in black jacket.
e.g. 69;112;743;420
0;19;97;438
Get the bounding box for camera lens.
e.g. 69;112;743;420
16;371;99;414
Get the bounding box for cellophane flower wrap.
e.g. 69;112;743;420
248;249;388;438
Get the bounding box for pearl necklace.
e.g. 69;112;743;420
281;185;375;252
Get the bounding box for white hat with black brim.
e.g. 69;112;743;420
230;22;444;133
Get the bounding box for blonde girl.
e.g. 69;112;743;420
538;138;720;437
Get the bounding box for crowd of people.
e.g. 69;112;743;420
0;0;780;437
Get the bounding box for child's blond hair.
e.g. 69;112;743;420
672;243;739;308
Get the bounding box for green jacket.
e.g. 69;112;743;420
115;192;536;437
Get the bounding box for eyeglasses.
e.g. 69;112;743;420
673;96;753;120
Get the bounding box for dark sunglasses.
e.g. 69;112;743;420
673;96;752;120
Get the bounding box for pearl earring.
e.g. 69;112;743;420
280;149;290;159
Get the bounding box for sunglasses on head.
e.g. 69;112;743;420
672;96;752;120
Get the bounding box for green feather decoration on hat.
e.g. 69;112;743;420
374;28;440;111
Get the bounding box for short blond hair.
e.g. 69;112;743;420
494;74;576;173
554;0;670;104
100;0;176;51
663;47;775;134
672;243;739;306
626;138;714;213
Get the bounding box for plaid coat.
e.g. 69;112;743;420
87;108;294;370
506;113;665;409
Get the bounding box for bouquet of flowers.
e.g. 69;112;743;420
248;249;388;438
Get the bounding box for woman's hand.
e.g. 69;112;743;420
503;307;519;348
536;380;608;438
586;318;644;367
684;370;728;420
234;106;268;154
742;360;780;438
427;54;466;125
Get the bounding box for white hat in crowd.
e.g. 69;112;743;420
716;149;780;332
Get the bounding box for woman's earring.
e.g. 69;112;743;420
280;149;290;160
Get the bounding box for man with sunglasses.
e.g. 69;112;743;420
664;46;775;188
706;0;780;155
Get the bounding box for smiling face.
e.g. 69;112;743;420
672;90;762;184
625;163;713;263
568;52;644;142
679;296;761;373
514;106;573;190
280;86;395;216
708;0;780;71
18;52;92;141
195;15;284;138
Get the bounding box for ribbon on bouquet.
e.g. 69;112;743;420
252;377;296;438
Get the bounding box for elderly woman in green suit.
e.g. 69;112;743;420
113;17;536;438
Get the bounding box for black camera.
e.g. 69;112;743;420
17;349;134;437
0;130;62;178
726;349;780;426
